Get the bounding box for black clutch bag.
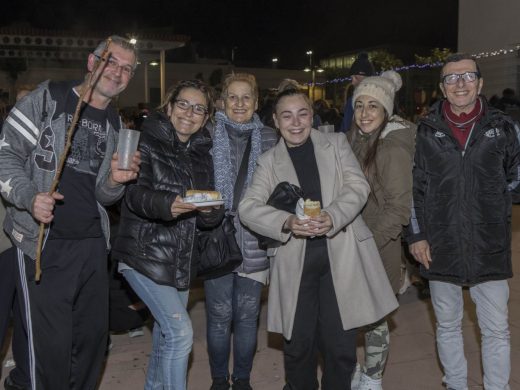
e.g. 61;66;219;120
258;182;304;248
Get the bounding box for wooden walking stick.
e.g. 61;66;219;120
34;38;112;282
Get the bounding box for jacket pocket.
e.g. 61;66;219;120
352;217;374;242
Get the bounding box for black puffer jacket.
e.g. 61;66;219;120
113;111;223;289
407;99;520;285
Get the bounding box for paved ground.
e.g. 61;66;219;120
2;207;520;389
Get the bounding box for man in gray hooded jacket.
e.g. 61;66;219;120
0;35;140;390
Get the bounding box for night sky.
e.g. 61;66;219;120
1;0;458;68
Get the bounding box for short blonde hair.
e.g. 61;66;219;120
221;73;258;100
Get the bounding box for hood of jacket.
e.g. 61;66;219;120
379;115;417;156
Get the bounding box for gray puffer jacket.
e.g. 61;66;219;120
224;124;277;273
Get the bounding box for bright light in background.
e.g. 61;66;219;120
150;61;159;66
272;58;278;62
306;50;313;55
129;38;137;45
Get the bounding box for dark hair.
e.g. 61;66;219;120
158;79;214;118
348;115;389;198
441;53;481;81
313;99;330;113
273;85;312;114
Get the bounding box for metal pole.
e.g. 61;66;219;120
160;49;166;102
144;62;149;103
312;69;316;101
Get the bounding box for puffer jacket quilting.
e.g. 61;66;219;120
113;111;221;288
407;99;520;284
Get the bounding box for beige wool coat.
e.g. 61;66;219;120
238;130;398;339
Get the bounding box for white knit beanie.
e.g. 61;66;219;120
352;70;403;115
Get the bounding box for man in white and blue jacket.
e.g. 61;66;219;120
0;35;140;390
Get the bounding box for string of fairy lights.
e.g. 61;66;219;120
310;44;520;86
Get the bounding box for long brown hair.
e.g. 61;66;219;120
348;115;389;195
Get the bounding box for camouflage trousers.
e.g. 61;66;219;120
361;318;389;379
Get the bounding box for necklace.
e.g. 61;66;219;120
443;99;483;130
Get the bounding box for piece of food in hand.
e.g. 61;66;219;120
184;190;222;202
303;199;321;217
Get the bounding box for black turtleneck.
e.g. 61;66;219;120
286;137;325;246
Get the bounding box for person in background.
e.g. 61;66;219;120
347;70;416;390
0;85;37;390
339;53;375;133
205;73;277;390
238;85;398;390
14;85;36;103
0;35;140;390
407;53;520;390
113;79;222;390
313;99;342;131
498;87;520;123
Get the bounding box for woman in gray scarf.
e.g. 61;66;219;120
206;73;277;390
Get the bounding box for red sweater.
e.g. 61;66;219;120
442;98;483;149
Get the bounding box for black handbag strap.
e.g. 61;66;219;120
232;135;252;212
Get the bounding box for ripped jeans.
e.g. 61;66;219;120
204;273;263;381
123;269;193;390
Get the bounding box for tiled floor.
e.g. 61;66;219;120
3;207;520;389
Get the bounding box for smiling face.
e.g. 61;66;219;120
354;95;387;134
167;87;209;142
273;94;313;148
440;59;483;115
88;42;136;104
223;81;258;123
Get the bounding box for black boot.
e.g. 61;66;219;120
232;378;252;390
210;377;230;390
4;376;27;390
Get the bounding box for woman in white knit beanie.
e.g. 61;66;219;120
348;70;417;390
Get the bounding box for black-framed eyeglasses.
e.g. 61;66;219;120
442;71;480;85
174;99;208;116
94;55;135;77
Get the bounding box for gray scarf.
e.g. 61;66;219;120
213;111;263;210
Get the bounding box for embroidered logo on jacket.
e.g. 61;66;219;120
485;128;501;138
434;131;446;138
11;228;23;243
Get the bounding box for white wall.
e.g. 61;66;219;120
458;0;520;54
458;0;520;97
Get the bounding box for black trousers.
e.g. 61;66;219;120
283;245;357;390
16;237;108;390
0;247;30;387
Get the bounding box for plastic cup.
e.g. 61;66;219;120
117;128;140;170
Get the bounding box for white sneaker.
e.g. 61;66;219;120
128;327;144;338
351;363;362;389
357;373;383;390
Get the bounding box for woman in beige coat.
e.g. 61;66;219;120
347;70;416;390
238;86;398;390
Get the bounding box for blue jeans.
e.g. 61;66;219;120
123;269;193;390
430;280;510;390
204;273;263;381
